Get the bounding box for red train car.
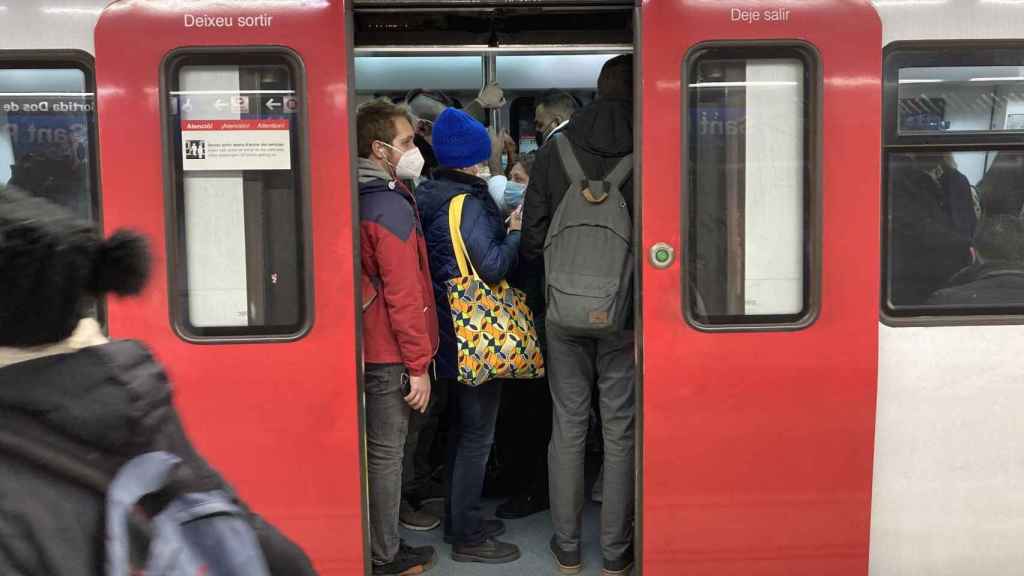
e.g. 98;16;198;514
3;1;912;574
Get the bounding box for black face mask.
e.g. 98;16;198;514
535;119;561;148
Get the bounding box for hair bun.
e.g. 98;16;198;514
90;230;151;296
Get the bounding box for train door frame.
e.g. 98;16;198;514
350;40;636;569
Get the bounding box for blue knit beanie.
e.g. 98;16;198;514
432;108;491;169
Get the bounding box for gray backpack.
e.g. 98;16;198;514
544;134;633;336
0;411;271;576
106;452;272;576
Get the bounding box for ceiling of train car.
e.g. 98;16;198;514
353;2;633;46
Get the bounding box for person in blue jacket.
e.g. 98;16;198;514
415;108;523;565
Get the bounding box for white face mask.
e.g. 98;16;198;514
379;142;425;180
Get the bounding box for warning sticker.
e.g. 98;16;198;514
181;119;291;171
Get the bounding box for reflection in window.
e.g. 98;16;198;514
898;66;1024;133
0;67;95;221
687;51;813;326
167;56;307;338
887;150;1024;312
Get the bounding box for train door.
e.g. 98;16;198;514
94;2;362;574
639;2;881;575
351;4;633;573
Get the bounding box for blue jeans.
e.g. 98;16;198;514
444;379;503;545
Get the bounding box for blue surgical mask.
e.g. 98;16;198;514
503;181;526;211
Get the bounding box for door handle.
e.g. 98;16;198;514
649;243;675;269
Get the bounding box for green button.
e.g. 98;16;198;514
655;249;670;263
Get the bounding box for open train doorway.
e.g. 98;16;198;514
351;2;635;574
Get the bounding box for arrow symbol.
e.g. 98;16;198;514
214;99;227;110
265;98;281;110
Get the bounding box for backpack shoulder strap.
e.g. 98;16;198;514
0;408;116;493
554;133;587;185
605;153;634;191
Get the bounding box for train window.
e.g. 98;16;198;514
0;63;97;221
884;45;1024;322
495;54;615;91
354;56;483;93
685;46;819;329
164;52;309;340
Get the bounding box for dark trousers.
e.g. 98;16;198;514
496;375;552;502
444;379;503;545
402;373;448;505
364;364;411;565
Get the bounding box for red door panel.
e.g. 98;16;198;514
641;2;881;575
95;2;361;574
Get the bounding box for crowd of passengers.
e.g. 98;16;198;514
358;54;636;575
891;151;1024;309
0;54;636;576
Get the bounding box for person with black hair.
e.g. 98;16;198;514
521;53;636;576
0;187;317;575
534;90;578;148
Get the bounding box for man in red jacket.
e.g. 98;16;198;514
357;99;440;576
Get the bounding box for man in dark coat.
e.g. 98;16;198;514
0;187;316;576
520;54;636;576
929;215;1024;308
415;108;522;565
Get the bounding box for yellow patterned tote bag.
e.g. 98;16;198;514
446;194;545;386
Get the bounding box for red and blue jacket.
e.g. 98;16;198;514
359;159;439;377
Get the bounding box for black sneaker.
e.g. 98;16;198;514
443;518;505;543
373;542;436;575
550;536;582;574
496;493;549;519
451;538;521;564
602;546;634;576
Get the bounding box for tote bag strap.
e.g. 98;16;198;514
447;194;480;279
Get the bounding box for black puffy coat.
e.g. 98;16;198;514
416;169;521;381
0;341;316;576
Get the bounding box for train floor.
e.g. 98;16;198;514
399;498;606;576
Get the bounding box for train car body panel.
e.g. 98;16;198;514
94;1;362;574
640;1;881;574
0;0;107;53
871;1;1024;574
